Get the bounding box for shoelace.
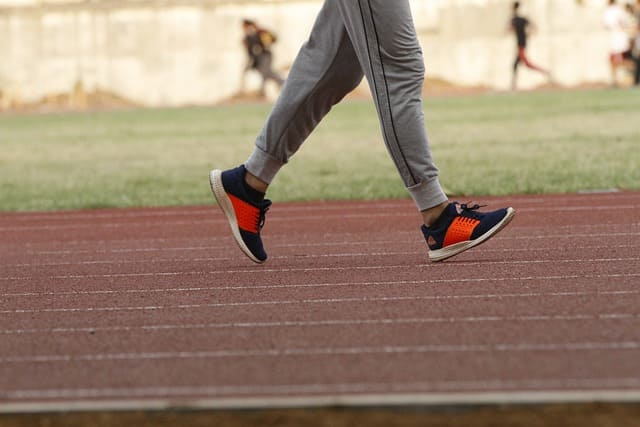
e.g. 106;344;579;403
257;200;272;230
458;202;486;219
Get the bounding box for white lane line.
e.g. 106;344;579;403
5;243;640;268
2;313;638;335
2;289;638;315
516;205;639;212
0;228;404;246
2;256;639;281
5;251;418;268
4;273;640;298
1;197;637;222
508;232;640;240
3;229;639;259
2;191;637;219
0;212;420;232
1;204;639;232
10;239;407;256
3;341;640;364
1;223;637;257
0;201;417;223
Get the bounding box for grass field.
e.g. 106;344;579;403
1;88;639;212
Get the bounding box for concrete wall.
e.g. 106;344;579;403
415;0;613;89
0;0;618;108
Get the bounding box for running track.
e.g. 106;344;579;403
1;191;640;412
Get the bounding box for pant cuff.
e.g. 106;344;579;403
408;178;448;211
245;147;285;185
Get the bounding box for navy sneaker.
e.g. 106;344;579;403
422;202;515;262
209;165;271;263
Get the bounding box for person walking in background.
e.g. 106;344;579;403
509;1;550;90
241;19;285;98
602;0;634;86
210;0;515;264
632;0;640;85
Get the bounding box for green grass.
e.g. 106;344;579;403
1;88;639;212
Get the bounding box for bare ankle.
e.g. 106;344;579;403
244;171;269;194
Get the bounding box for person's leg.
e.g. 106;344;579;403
211;0;365;263
609;53;620;86
213;0;514;263
245;0;365;186
258;67;267;98
334;0;447;217
256;53;285;94
512;53;521;89
335;0;513;260
257;55;269;97
519;47;548;74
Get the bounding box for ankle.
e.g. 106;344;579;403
244;171;269;194
421;202;449;228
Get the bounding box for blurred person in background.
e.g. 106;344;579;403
632;0;640;85
508;1;550;90
210;1;515;265
241;19;285;98
602;0;634;86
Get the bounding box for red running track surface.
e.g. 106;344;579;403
1;192;639;411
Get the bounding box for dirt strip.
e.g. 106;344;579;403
2;402;640;427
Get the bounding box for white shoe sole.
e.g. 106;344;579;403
209;169;264;264
428;207;516;262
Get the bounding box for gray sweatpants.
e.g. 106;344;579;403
245;0;448;211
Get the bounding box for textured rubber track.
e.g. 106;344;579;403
1;192;639;410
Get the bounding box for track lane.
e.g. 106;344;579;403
1;192;639;408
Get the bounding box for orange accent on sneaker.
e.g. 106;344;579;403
443;216;480;247
228;193;260;233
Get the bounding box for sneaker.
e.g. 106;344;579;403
209;165;271;263
422;202;515;262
